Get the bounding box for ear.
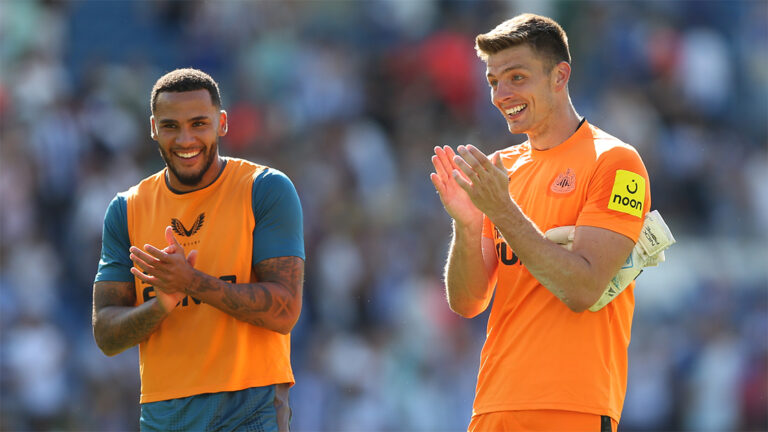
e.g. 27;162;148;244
551;61;571;93
150;115;158;141
218;110;228;137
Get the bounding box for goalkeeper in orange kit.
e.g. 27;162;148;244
431;14;671;432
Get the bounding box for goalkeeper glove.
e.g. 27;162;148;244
544;210;676;312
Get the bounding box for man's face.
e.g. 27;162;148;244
485;44;559;136
150;89;227;191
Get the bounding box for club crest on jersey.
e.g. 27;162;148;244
171;213;205;237
608;170;645;218
551;168;576;193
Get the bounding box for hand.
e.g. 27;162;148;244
452;145;512;222
130;226;199;313
430;145;483;227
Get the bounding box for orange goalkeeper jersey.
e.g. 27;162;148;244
476;120;651;422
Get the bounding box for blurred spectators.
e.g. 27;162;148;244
0;1;766;431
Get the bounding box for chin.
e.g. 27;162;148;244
176;172;206;186
507;123;527;135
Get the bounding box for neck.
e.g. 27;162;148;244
527;102;581;151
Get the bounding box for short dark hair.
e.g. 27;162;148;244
150;68;222;113
475;14;571;70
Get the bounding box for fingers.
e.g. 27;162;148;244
433;146;473;188
457;144;494;173
443;146;459;169
165;226;181;248
430;172;444;191
432;147;454;180
434;145;465;173
186;250;198;268
452;169;472;194
453;153;478;182
491;152;506;171
431;155;449;180
129;247;159;272
130;266;157;285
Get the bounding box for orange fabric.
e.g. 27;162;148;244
126;158;294;403
468;410;617;432
477;121;650;422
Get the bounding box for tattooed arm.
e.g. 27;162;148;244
185;256;304;334
131;227;304;334
92;280;181;356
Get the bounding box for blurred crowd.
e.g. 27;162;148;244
1;1;766;431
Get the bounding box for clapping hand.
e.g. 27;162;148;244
129;226;198;313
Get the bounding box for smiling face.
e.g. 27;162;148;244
486;44;568;138
150;89;227;192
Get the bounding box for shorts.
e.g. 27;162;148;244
140;383;291;431
468;409;617;432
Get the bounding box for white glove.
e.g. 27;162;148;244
544;210;675;312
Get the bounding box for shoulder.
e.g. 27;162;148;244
222;157;271;178
587;124;644;164
104;193;128;224
221;157;296;188
123;170;166;200
252;168;299;209
254;167;295;189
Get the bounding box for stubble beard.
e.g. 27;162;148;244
159;140;219;187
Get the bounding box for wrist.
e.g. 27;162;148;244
151;296;176;316
181;268;205;296
453;218;484;237
484;198;517;225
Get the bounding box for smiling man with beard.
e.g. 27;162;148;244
92;68;305;431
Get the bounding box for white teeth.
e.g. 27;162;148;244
176;150;201;159
505;104;526;116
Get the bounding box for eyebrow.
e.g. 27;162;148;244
487;64;529;78
157;116;211;125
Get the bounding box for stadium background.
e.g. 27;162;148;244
1;0;766;431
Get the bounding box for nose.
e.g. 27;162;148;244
493;81;513;106
175;125;195;145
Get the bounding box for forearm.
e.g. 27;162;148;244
491;202;601;312
93;299;169;356
185;271;300;334
445;220;494;318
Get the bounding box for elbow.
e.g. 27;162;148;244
268;302;302;335
275;327;293;335
93;331;122;357
448;297;483;319
563;287;602;313
564;301;589;314
451;306;480;319
92;318;128;357
99;346;122;357
272;319;296;335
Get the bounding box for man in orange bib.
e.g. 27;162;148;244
430;14;650;432
92;68;304;431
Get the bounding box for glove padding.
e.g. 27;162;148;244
544;210;675;311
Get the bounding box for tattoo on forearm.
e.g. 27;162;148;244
189;272;215;293
254;285;273;311
257;257;303;297
93;281;166;353
226;257;303;324
111;304;165;346
181;256;303;329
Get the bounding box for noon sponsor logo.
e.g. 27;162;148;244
607;170;645;218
